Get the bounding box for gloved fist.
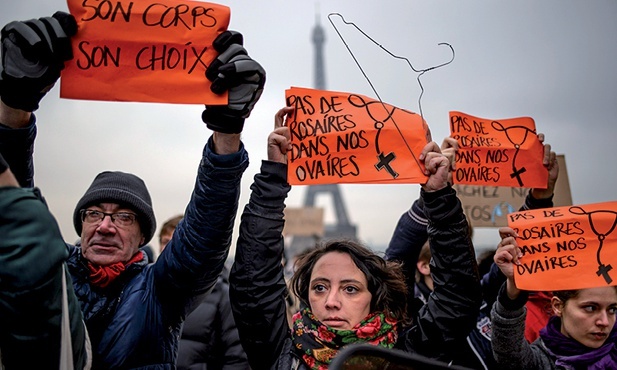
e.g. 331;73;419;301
0;11;77;112
202;30;266;134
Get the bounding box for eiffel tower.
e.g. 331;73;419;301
288;12;358;256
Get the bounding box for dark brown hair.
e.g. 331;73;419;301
289;238;410;325
554;286;617;305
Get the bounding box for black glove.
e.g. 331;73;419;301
202;30;265;134
0;11;77;112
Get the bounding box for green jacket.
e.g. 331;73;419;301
0;186;89;369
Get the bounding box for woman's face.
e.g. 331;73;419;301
554;286;617;348
308;251;372;330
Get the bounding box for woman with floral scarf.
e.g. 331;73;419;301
229;107;482;370
491;227;617;369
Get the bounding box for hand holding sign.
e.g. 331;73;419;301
202;30;266;134
420;141;451;193
266;107;293;164
507;201;617;291
494;227;523;299
439;136;459;184
0;11;77;111
449;111;548;188
530;133;559;200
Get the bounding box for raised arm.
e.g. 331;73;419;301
482;134;558;306
489;227;547;369
0;12;76;187
523;133;558;209
152;31;263;315
385;137;459;318
229;107;293;370
401;141;482;362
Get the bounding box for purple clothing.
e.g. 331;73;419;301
540;316;617;370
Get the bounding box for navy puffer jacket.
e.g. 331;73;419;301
0;119;249;369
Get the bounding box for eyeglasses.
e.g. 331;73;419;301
80;209;138;227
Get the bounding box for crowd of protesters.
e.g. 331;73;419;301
0;9;615;370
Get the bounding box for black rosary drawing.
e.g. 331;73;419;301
347;94;403;178
491;121;537;187
569;206;617;284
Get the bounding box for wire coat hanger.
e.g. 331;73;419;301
327;12;455;121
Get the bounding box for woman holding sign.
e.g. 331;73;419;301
491;228;617;369
229;107;481;370
386;133;560;369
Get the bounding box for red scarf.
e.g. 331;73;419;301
525;291;553;343
87;252;143;288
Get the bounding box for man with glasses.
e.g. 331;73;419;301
0;11;264;369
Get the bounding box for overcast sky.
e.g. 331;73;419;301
2;1;616;256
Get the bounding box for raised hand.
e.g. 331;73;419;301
531;133;559;199
420;141;450;192
494;227;523;299
440;136;459;171
440;136;458;184
202;30;266;134
0;11;77;112
267;107;293;164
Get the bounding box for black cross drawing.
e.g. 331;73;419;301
375;152;398;178
510;166;527;185
570;206;617;284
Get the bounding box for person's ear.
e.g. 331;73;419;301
417;260;431;276
551;296;564;317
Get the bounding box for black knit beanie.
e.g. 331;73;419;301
73;171;156;245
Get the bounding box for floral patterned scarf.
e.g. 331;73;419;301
291;307;398;369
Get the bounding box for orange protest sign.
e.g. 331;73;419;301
454;154;573;228
508;201;617;291
285;87;430;186
449;111;547;189
61;0;230;104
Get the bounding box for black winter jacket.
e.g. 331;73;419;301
176;272;251;370
387;189;554;370
229;161;482;370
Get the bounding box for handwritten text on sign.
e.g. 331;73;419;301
449;111;547;189
454;155;572;228
61;0;230;104
285;87;430;185
508;201;617;291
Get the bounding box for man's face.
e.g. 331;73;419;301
80;202;144;266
